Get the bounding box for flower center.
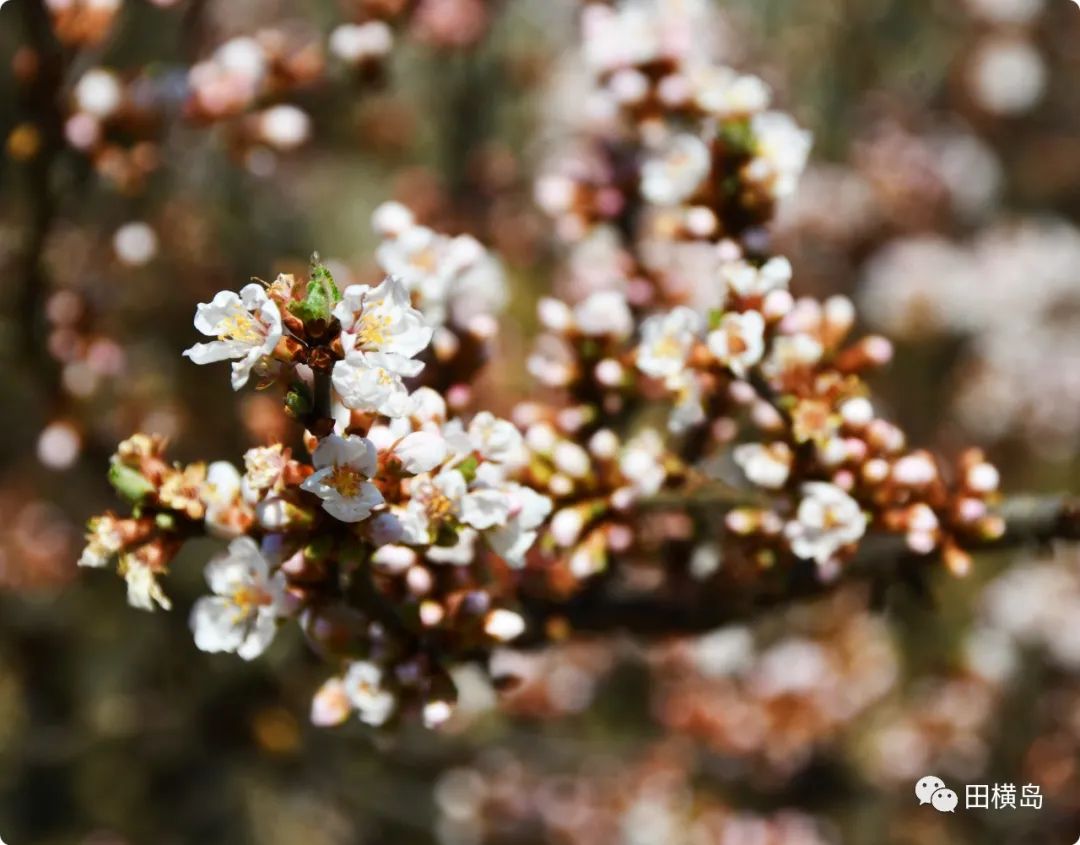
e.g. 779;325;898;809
410;247;439;272
419;485;455;523
329;464;365;498
655;334;683;359
355;312;393;348
821;506;843;531
725;327;748;356
230;584;272;621
218;312;262;344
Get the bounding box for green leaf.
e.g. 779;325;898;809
288;254;342;325
108;462;156;505
310;256;341;301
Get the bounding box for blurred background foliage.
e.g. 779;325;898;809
1;0;1080;842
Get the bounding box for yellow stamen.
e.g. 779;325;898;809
230;584;272;623
218;313;261;344
328;465;365;498
355;312;393;348
654;335;682;358
424;489;454;523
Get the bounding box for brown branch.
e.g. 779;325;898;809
516;493;1080;646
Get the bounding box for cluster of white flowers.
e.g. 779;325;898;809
311;660;396;727
311;656;462;729
633;257;791;431
580;0;720;75
74;0;1026;737
861;220;1080;453
374;411;553;569
979;547;1080;672
372;202;507;331
537;0;812;257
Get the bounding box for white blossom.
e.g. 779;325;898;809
641;133;711;206
330;277;432;417
203;460;247;537
667;371;706;433
427;526;479;566
733;442;793;489
190;537;287;660
183;283;283;390
451;255;509;328
408;386;449;426
393;430;449;474
123;559;172;612
79;515;124;569
333;352;419;418
310;677;352;727
636;306;702;381
398;468;511;545
242;444;288;503
300;435;384;523
467;412;524;464
374;216;505;327
334;277;433;366
723;256;793;298
485;483;553;567
785;482;866;565
745;112;812;199
619;429;667;496
423;700;453;728
706;310;766;376
693;67;771;117
484;608;527;642
342;660;395;726
573;290;634;338
329;21;394;64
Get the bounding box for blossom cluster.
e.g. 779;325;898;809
10;0;493;192
647;595;897;775
537;0;811;260
79;256;548;725
78;2;1008;731
434;741;833;845
861;219;1080;454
